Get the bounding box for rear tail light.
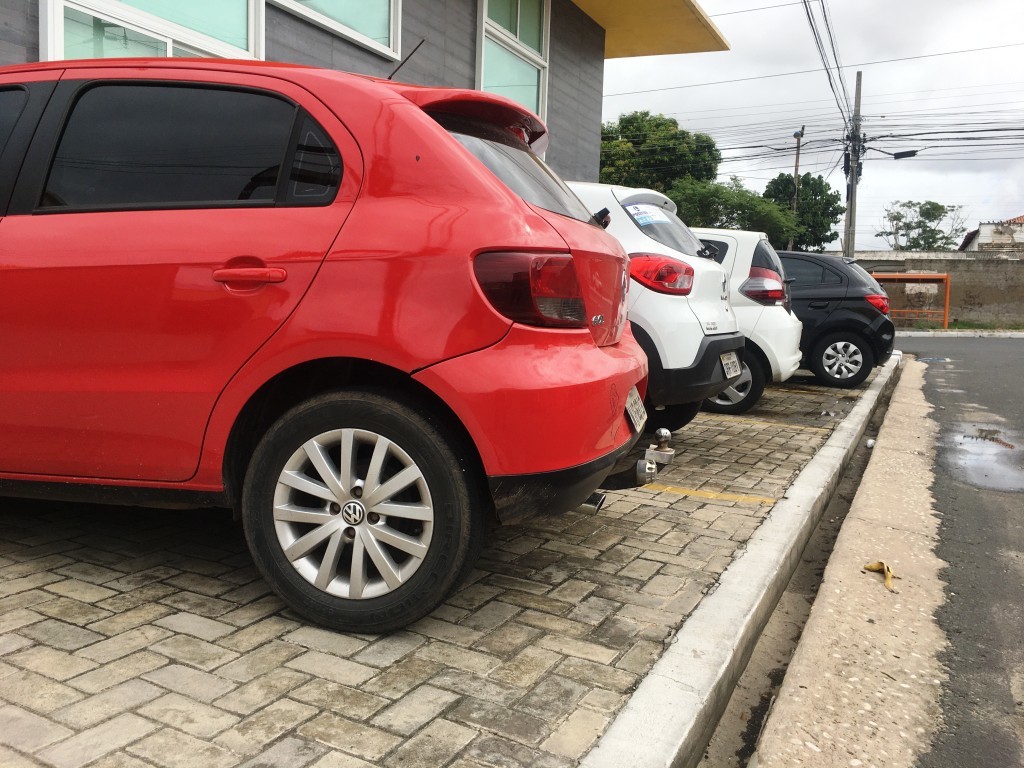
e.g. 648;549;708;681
628;253;694;295
740;266;786;306
865;293;890;314
473;252;587;328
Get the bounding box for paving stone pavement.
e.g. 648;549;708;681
0;372;873;768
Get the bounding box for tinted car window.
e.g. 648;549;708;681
621;202;704;256
780;257;823;285
283;114;341;204
0;88;28;155
845;259;886;293
43;84;297;209
752;239;786;276
437;112;594;223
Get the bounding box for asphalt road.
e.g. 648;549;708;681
896;337;1024;767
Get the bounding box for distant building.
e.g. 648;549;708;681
959;214;1024;252
0;0;727;180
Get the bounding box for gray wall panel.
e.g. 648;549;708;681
265;0;476;88
0;0;38;65
545;0;603;181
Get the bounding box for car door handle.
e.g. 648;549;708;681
809;300;829;309
213;267;287;284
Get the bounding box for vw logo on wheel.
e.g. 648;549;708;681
341;501;366;525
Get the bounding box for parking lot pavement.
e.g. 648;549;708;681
0;370;892;768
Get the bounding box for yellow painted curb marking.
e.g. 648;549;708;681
704;415;832;433
644;482;776;505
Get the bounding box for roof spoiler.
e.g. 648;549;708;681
384;83;549;154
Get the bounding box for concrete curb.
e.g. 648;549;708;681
898;330;1024;338
581;353;905;768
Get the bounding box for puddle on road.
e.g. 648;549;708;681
942;423;1024;492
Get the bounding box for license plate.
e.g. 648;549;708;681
721;351;741;378
625;386;647;433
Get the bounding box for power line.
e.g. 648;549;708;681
708;1;808;18
604;42;1024;97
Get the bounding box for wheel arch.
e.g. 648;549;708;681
221;358;491;518
743;339;771;379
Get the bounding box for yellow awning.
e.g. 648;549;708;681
571;0;729;58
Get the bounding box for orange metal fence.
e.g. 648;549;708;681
870;272;951;329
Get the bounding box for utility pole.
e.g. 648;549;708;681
787;125;805;250
843;71;863;259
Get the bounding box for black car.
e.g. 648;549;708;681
778;252;895;388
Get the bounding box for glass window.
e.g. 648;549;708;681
437;112;592;223
621;203;705;257
487;0;516;33
846;260;885;292
487;0;543;54
822;265;843;285
43;84;296;209
518;0;543;53
752;240;786;276
64;6;167;58
271;0;395;53
0;89;28;156
482;0;547;114
483;38;540;114
779;257;823;285
119;0;248;49
284;114;342;203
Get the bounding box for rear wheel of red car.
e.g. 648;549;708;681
646;400;702;433
703;359;766;415
242;390;481;633
811;332;874;388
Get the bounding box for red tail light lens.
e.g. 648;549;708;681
628;253;694;295
865;293;890;314
740;266;785;305
474;252;587;328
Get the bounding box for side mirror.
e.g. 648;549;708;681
593;208;611;229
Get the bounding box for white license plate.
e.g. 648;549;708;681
721;351;742;378
625;386;647;433
622;387;647;436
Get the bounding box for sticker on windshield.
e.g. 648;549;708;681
626;203;671;226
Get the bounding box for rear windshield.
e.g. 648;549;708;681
621;202;706;257
845;258;886;293
753;239;786;277
435;112;594;223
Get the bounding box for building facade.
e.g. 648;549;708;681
0;0;725;179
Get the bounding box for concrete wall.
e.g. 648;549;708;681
854;252;1024;327
0;0;38;64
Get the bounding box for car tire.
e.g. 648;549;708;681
702;359;766;415
241;389;481;633
810;332;874;388
646;400;702;433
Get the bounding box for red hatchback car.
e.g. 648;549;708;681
0;59;648;632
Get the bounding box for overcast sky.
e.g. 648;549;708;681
602;0;1024;250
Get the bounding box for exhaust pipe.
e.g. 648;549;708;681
578;491;606;515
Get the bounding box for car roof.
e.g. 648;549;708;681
0;58;550;150
688;227;769;245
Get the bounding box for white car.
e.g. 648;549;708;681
689;228;803;414
569;182;744;431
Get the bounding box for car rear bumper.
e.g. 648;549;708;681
647;331;746;405
871;316;896;363
747;307;803;382
413;322;648;482
486;433;641;524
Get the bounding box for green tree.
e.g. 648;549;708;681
600;111;720;192
876;200;967;251
668;176;798;247
762;173;845;251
